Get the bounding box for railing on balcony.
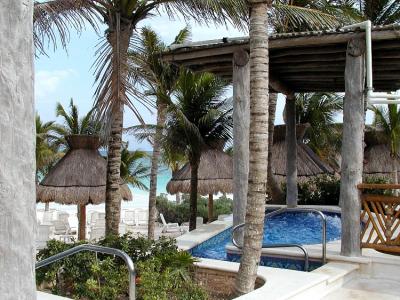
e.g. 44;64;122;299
358;184;400;254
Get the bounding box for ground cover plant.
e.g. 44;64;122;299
36;235;207;300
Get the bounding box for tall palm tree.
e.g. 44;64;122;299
128;27;191;238
355;0;400;24
120;145;151;191
234;1;270;295
165;70;232;231
295;92;343;166
371;104;400;183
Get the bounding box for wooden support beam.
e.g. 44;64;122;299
285;95;298;208
340;37;366;257
232;49;250;244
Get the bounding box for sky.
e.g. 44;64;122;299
35;10;374;152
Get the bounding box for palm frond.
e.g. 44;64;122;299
33;0;101;55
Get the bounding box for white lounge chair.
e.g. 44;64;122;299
123;210;136;226
36;224;54;250
160;213;181;233
135;209;148;226
89;227;105;241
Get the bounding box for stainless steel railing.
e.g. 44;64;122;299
35;244;136;300
232;207;328;270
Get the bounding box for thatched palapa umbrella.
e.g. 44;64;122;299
37;135;132;240
271;124;335;184
166;149;232;222
364;129;400;182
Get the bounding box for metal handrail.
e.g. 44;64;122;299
36;244;136;300
232;207;327;267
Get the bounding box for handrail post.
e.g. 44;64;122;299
36;244;136;300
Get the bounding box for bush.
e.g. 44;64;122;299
156;194;233;224
36;235;207;300
282;175;341;206
363;175;392;195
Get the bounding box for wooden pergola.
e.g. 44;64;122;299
163;24;400;256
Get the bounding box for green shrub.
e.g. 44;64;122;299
36;235;206;300
156;194;233;224
363;175;392;195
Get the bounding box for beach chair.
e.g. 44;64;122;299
160;213;181;233
36;224;54;250
135;209;148;227
123;210;136;226
42;210;54;225
89;227;105;241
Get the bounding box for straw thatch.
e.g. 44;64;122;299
37;135;132;205
364;129;400;179
272;124;335;183
166;149;232;195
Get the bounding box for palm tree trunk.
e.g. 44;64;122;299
208;194;214;223
267;93;284;203
78;204;86;240
105;23;131;236
0;1;36;296
148;101;167;239
235;1;269;295
189;158;200;231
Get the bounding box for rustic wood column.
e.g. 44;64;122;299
340;38;365;257
285;95;298;207
232;49;250;243
208;194;214;223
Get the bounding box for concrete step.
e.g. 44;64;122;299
37;291;71;300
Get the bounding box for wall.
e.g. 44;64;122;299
0;0;36;299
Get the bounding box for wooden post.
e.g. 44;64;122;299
232;49;250;244
340;38;365;257
78;204;86;240
285;95;298;208
208;194;214;223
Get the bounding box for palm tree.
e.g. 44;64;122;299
356;0;400;24
55;98;100;148
165;70;232;231
371;104;400;183
294;92;343;167
36;114;61;181
120;145;150;191
234;1;270;295
128;27;190;239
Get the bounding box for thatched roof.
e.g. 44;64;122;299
166;149;232;195
364;130;400;177
272;124;335;183
37;135;132;205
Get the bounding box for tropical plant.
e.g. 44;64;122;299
35;113;62;181
371;104;400;183
165;70;232;231
334;0;400;25
128;27;191;239
36;235;205;300
120;145;150;191
294;92;343;166
55;98;100;148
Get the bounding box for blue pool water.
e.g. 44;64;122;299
190;211;341;271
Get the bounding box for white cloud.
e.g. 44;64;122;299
35;69;77;101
